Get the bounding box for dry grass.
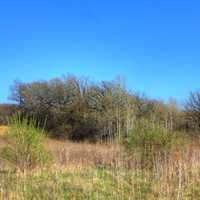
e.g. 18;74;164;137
1;143;200;199
1;131;200;199
44;138;123;168
0;126;8;152
0;125;9;136
41;137;200;199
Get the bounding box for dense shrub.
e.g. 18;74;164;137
123;119;177;169
1;114;52;171
8;75;184;141
9;76;130;140
124;120;174;150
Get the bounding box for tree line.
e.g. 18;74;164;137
0;74;199;141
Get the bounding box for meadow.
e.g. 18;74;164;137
1;125;200;200
1;75;200;199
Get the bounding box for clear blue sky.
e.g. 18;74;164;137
0;0;200;103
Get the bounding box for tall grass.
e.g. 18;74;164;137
1;147;200;200
1;114;52;171
0;118;200;199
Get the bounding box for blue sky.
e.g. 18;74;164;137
0;0;200;103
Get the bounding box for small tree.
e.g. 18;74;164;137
123;119;175;169
185;91;200;131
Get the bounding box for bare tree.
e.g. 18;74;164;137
185;91;200;131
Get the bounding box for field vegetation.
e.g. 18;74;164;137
0;75;200;199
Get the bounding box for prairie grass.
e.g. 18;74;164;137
0;139;199;199
1;130;200;199
1;150;200;200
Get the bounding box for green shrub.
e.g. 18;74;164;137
124;120;174;150
1;114;52;171
123;119;176;169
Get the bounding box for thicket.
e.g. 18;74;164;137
0;74;198;141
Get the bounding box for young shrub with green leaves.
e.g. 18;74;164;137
1;114;52;171
123;119;175;169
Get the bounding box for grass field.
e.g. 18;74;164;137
1;148;200;199
1;126;200;199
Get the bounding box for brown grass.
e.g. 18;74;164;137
1;133;200;199
0;133;123;169
0;125;9;136
44;138;123;168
